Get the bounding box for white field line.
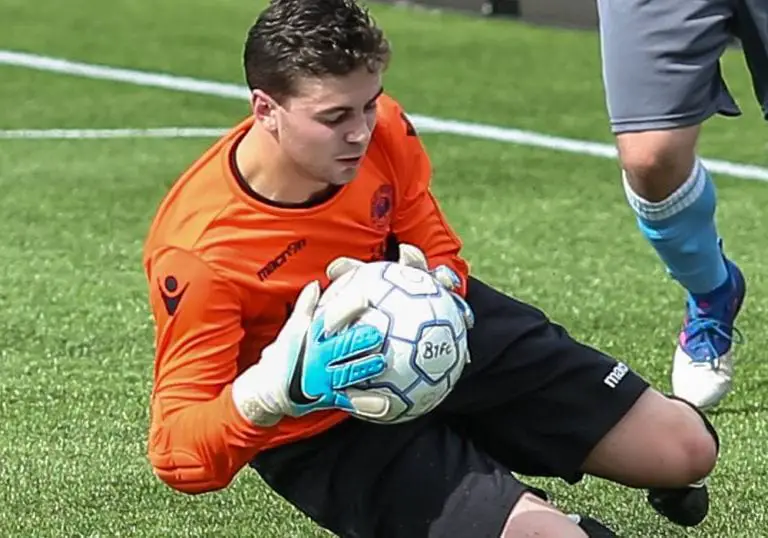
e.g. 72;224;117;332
2;49;767;182
0;125;444;139
0;127;230;139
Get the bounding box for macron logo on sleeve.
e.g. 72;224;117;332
159;275;188;316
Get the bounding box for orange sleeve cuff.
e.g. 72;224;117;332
219;383;275;445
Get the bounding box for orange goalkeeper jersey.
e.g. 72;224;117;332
143;94;469;494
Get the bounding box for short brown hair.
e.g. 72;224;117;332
243;0;391;102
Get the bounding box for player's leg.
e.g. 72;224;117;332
249;413;611;538
580;390;718;526
442;278;719;527
597;0;746;409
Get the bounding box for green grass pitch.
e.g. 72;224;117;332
1;0;767;536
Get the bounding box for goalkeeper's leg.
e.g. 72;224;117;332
503;493;617;537
441;276;718;528
579;389;718;527
250;415;615;538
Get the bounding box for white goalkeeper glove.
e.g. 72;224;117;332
326;243;475;332
232;280;388;426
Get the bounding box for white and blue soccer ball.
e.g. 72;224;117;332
316;260;470;424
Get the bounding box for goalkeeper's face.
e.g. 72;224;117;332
273;67;383;186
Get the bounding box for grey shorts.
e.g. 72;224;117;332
598;0;768;133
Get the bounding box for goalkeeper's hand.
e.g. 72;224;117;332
232;280;388;427
326;243;475;332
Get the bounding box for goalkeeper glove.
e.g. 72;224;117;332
232;280;388;427
326;243;475;332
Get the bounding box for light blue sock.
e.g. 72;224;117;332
623;159;728;295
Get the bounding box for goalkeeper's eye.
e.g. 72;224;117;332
320;113;347;126
319;102;376;127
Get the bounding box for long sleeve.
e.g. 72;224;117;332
144;247;273;494
381;99;470;296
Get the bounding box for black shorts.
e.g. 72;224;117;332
250;277;649;538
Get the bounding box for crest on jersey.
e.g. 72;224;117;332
370;184;394;230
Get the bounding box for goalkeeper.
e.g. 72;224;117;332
143;1;720;536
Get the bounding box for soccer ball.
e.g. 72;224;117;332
316;260;470;424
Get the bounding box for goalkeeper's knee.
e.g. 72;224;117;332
667;393;720;459
645;394;718;527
